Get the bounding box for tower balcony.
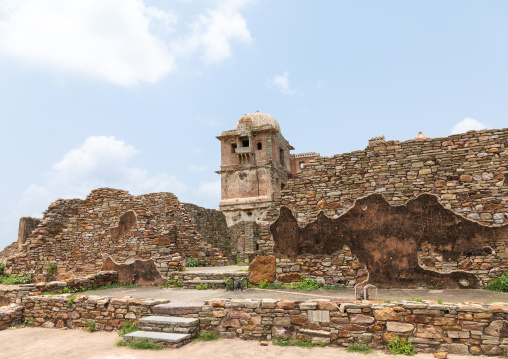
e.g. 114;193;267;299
235;146;253;154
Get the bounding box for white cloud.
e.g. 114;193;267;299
0;0;253;86
451;118;489;134
0;136;187;240
268;72;295;95
0;0;176;86
189;164;208;172
193;179;221;199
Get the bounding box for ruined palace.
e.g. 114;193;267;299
1;111;507;288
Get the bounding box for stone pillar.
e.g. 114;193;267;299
17;217;41;250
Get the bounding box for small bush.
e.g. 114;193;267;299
0;262;4;275
186;256;199;267
194;331;220;342
387;336;416;356
486;271;508;292
0;272;33;285
90;282;139;291
347;342;373;354
290;278;322;291
119;320;139;336
272;336;325;348
127;339;164;350
67;295;77;308
196;283;208;290
116;340;127;347
46;262;57;281
86;320;96;332
258;279;285;289
162;279;183;288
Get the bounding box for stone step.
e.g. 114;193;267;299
124;330;191;349
138;316;199;334
153;302;203;316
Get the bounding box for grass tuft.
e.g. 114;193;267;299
193;331;220;342
118;320;138;337
347;342;373;354
272;336;325;348
123;339;164;350
387;336;417;356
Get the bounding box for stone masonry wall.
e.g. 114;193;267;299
183;203;233;259
258;128;508;287
198;298;508;356
5;188;226;281
0;304;23;330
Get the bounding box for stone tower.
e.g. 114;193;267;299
216;111;294;259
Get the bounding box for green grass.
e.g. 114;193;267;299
186;256;199;267
67;295;77;308
118;320;139;337
86;320;96;332
0;272;33;285
407;298;422;302
486;271;508;292
323;285;347;290
387;336;417;356
118;339;164;350
193;331;220;342
46;262;57;281
258;277;325;291
272;336;325;348
196;283;208;290
347;342;373;354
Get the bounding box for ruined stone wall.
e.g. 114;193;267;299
199;298;508;356
258;128;508;287
183;203;233;259
17;217;42;250
5;188;226;280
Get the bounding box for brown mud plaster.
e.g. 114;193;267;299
101;256;165;286
110;210;137;241
271;193;508;288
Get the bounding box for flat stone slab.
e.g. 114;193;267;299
140;316;199;327
124;331;190;343
153;302;203;315
183;280;224;284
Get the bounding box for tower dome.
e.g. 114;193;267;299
235;111;281;132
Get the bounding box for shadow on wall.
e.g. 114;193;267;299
271;194;508;288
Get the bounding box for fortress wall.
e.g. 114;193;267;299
257;128;508;287
5;188;226;280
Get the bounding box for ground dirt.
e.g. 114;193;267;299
0;327;488;359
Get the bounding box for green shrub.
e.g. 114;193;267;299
46;262;57;281
118;320;138;336
86;320;96;332
0;272;33;285
387;336;416;355
90;282;139;291
407;298;422;302
116;340;127;347
162;279;183;288
194;331;220;342
323;285;347;290
186;256;199;267
0;262;4;275
125;339;164;350
258;279;285;289
67;295;77;308
196;283;208;290
347;342;373;354
272;336;325;348
290;277;322;290
486;271;508;292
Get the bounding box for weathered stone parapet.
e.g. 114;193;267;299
0;304;23;330
195;298;508;356
22;294;168;331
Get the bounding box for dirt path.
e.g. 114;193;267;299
0;327;487;359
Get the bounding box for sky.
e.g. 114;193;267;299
0;0;507;250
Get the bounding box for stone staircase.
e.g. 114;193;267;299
123;302;202;349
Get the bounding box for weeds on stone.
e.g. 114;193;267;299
436;298;443;304
272;336;325;348
407;298;422;302
196;283;208;290
290;278;323;290
193;331;220;342
186;256;199;267
161;279;183;288
347;342;373;354
0;272;33;285
486;271;508;292
258;279;285;289
118;339;164;350
86;320;97;332
118;320;139;336
67;295;77;308
46;262;57;281
386;336;416;356
0;262;4;275
323;285;347;290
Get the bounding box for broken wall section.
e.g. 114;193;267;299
5;188;226;281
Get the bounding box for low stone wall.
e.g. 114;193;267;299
33;271;118;294
0;284;36;305
0;304;23;330
23;295;168;331
197;298;508;356
168;271;248;282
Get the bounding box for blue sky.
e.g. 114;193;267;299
0;0;507;249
